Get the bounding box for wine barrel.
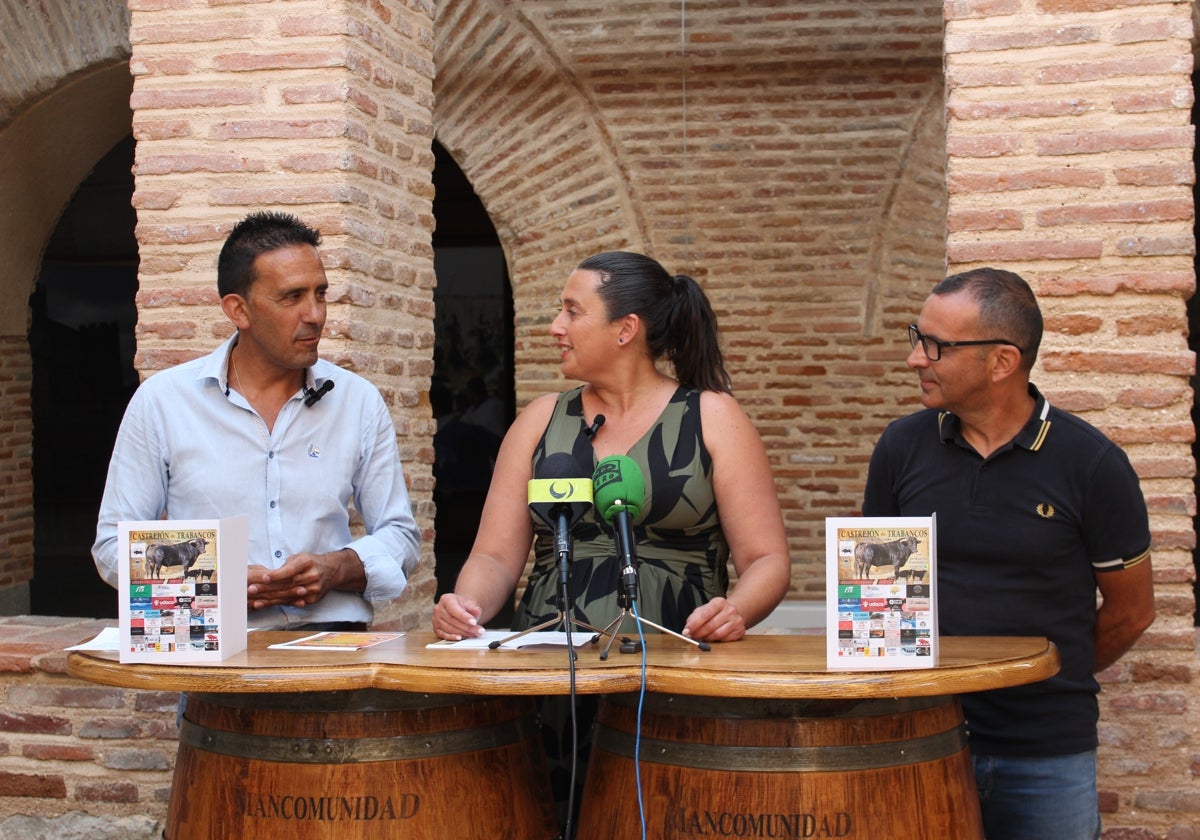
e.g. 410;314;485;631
166;690;558;840
576;692;983;839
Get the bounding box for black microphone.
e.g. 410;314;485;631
583;414;606;439
528;453;594;577
304;380;334;407
592;455;645;607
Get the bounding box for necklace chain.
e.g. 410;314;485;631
231;353;245;395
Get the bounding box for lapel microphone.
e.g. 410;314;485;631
583;413;606;439
304;380;335;407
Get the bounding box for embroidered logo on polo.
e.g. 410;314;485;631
1035;503;1055;519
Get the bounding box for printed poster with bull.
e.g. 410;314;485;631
117;516;249;664
825;515;937;671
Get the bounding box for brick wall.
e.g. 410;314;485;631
943;3;1198;831
0;338;33;613
0;0;1194;835
434;0;952;591
0;617;173;839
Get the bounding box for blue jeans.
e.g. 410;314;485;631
972;751;1100;840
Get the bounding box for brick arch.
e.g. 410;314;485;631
0;0;132;328
433;0;645;403
0;0;132;610
0;0;130;130
0;59;133;609
865;82;948;343
0;62;133;335
0;0;132;335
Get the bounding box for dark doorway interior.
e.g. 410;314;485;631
29;134;139;618
1191;70;1199;628
431;141;515;627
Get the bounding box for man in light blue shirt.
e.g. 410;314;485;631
92;211;421;629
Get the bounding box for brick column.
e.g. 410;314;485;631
944;0;1197;829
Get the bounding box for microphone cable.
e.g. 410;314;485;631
632;600;648;840
563;609;579;840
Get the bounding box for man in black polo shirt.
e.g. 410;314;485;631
863;267;1155;840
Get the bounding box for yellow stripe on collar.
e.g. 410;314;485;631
1029;418;1051;451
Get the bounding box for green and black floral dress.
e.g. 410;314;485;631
515;384;730;634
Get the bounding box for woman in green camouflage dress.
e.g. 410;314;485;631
515;383;731;634
433;250;789;642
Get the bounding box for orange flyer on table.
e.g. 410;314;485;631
268;632;405;651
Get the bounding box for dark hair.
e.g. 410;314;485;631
217;211;322;298
578;251;732;394
932;267;1043;370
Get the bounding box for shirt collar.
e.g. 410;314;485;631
198;334;238;395
937;383;1052;452
200;333;321;399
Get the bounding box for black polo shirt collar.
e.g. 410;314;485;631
936;383;1053;453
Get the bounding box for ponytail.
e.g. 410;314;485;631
665;274;731;394
578;251;732;394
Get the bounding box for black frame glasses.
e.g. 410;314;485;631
908;323;1023;362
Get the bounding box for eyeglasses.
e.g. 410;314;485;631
907;323;1023;362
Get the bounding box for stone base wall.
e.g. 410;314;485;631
0;617;173;839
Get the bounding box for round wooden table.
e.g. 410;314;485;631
69;632;1058;839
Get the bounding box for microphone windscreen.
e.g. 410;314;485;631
592;455;646;523
537;452;589;481
527;452;593;528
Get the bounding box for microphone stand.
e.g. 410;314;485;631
595;585;711;659
486;506;596;840
594;513;710;660
487;507;607;650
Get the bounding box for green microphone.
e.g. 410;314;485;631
592;454;645;522
592;455;645;605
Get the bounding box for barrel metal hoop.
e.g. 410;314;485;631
178;714;536;765
593;722;968;772
186;690;471;713
605;692;950;719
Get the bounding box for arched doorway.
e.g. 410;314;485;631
29;134;139;618
431;140;515;625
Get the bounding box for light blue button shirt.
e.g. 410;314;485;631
93;335;421;629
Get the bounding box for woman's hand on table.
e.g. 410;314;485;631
683;597;746;643
433;593;486;640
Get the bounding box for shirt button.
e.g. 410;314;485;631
269;500;277;508
274;550;282;558
268;451;275;459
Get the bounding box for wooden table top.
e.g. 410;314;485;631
67;631;1059;699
